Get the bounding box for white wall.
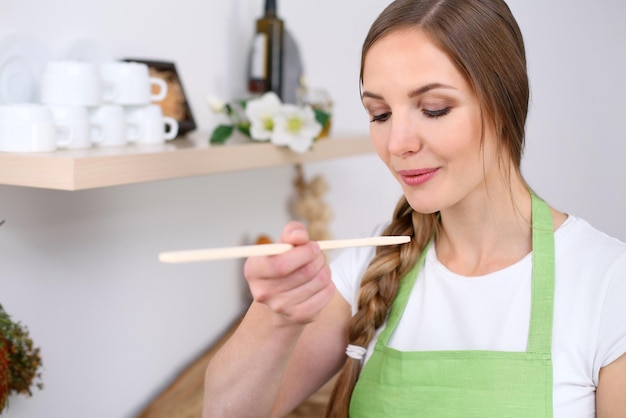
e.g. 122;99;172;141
0;1;623;417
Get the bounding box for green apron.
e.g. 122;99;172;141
350;194;555;417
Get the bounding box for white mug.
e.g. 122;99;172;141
0;104;72;152
40;61;103;106
125;104;179;144
47;105;103;149
100;62;167;105
88;105;130;148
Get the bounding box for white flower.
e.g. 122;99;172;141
207;95;226;113
244;92;282;141
271;104;322;153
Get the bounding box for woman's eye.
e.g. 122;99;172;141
423;107;451;118
370;112;391;123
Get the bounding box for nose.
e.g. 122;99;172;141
387;110;422;157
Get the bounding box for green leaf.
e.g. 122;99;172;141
238;99;249;109
236;123;251;138
209;125;234;144
314;108;330;129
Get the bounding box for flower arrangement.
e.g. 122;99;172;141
0;304;43;413
208;92;330;154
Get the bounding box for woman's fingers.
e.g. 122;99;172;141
280;221;311;246
245;221;317;285
278;264;336;324
263;260;333;315
243;222;334;325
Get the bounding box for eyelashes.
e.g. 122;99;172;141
423;107;451;118
370;112;391;123
369;107;451;123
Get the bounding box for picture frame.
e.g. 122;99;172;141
123;58;196;138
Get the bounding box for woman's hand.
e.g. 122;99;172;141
243;221;336;326
204;222;350;418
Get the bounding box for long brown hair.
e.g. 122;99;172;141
325;1;529;416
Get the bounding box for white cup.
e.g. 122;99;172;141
88;104;129;148
40;61;103;106
100;62;167;105
47;105;103;150
125;104;179;144
0;104;72;152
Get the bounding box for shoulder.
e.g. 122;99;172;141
556;215;626;268
554;215;626;305
553;216;626;367
549;216;626;389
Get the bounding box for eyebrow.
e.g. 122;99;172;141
361;83;456;100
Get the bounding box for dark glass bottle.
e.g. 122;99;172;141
248;0;284;99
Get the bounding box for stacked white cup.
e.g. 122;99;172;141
0;61;100;152
0;60;179;153
99;61;178;145
0;103;72;152
39;60;105;149
37;60;178;150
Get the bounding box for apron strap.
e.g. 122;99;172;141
377;192;555;354
527;192;556;354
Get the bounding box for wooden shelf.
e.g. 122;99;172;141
0;132;373;191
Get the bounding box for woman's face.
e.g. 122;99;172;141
362;29;500;215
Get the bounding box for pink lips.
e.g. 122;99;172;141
397;168;439;186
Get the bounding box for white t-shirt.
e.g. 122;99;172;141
331;215;626;418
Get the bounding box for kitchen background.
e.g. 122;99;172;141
0;0;624;417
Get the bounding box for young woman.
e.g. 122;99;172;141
203;1;626;416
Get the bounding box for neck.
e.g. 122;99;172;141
435;173;533;276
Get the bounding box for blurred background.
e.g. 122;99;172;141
0;0;624;417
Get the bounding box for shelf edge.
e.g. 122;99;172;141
0;135;373;191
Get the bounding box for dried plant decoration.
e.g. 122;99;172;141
292;164;333;241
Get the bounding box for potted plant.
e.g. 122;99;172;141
0;304;43;413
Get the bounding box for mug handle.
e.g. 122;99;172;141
163;116;179;141
150;77;168;102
